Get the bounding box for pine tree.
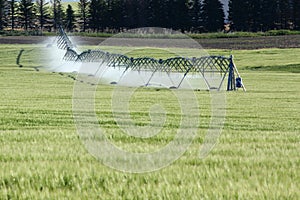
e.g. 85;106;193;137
165;0;189;32
0;0;5;30
277;0;293;29
18;0;35;30
108;0;125;31
89;0;106;31
123;0;139;28
260;0;278;31
136;0;148;27
229;0;253;31
0;0;12;30
293;0;300;30
36;0;50;31
248;0;261;31
78;0;89;32
8;0;17;30
52;0;64;30
201;0;224;32
88;0;97;31
147;0;170;28
187;0;202;32
147;0;160;27
65;4;75;31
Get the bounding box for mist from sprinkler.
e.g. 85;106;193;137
51;28;215;90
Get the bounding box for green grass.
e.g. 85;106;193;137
68;29;300;39
2;27;300;38
0;45;300;199
189;29;300;39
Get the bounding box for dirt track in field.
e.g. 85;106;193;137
1;35;300;49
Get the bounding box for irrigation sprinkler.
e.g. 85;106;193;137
54;27;246;91
16;26;245;91
16;49;25;67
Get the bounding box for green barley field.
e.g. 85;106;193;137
0;44;300;199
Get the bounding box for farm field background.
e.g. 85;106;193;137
2;34;300;50
0;41;300;199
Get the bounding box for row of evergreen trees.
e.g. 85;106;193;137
229;0;300;31
0;0;300;33
0;0;76;32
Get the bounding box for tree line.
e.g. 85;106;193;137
229;0;300;31
0;0;299;33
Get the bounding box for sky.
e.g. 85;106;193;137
221;0;229;18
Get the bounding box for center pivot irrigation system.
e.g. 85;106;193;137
56;27;245;91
